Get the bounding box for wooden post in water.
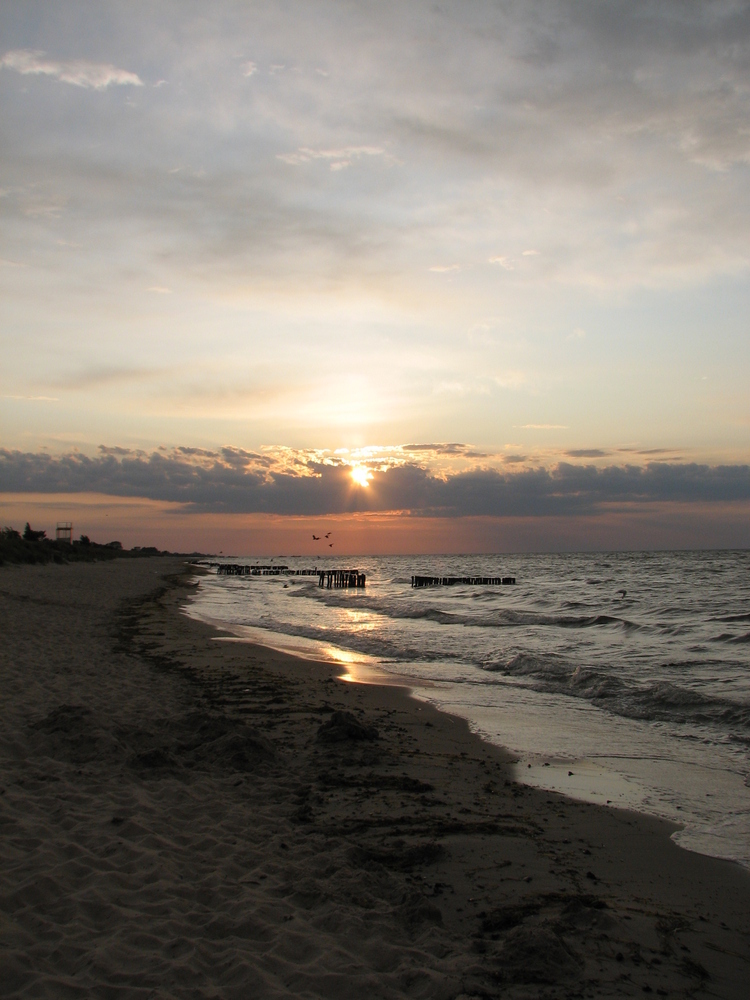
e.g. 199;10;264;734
317;569;366;589
411;575;515;587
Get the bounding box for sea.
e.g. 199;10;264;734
185;551;750;869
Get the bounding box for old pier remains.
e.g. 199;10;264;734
318;569;366;589
215;564;319;577
213;563;366;588
411;575;515;587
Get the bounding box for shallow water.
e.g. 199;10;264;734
186;551;750;867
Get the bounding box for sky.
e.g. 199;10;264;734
1;0;749;552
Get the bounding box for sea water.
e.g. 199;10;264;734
186;551;750;868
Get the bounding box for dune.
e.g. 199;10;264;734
1;558;748;998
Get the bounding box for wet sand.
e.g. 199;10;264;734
1;558;748;998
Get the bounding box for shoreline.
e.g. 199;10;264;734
186;572;750;872
2;557;749;998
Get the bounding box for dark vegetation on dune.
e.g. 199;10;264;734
0;523;205;566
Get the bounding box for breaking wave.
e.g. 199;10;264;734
483;650;750;735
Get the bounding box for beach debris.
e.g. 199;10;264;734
397;892;444;933
33;704;117;764
497;924;582;984
178;715;275;770
196;730;274;771
116;713;277;776
481;901;540;933
317;770;433;793
316;710;378;742
351;840;444;872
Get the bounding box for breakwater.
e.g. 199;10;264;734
215;564;319;577
411;575;515;587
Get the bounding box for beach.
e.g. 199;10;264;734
1;558;749;999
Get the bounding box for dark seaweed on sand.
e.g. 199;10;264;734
350;840;444;872
316;710;378;742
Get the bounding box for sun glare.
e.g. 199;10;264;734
350;465;372;488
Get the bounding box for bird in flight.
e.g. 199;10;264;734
325;532;332;538
329;543;333;547
312;535;320;540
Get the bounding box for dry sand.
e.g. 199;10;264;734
1;558;749;999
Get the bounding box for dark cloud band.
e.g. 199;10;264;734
2;448;749;517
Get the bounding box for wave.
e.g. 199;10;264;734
712;631;750;645
483;651;750;734
310;588;645;632
202;554;750;750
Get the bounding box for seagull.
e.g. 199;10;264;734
329;543;333;547
312;535;320;540
325;532;331;538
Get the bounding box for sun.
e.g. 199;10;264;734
350;465;373;488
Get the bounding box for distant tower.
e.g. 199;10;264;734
56;522;73;543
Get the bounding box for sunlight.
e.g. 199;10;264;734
350;465;373;488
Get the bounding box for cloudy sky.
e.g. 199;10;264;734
1;1;749;550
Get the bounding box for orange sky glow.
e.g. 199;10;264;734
3;493;750;556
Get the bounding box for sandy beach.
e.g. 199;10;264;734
1;558;749;999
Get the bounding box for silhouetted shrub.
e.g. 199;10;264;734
23;522;47;542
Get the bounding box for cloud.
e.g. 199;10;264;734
566;449;609;458
147;286;172;294
1;394;58;402
2;447;750;518
494;372;527;390
2;1;750;468
53;366;167;390
277;146;386;170
99;445;138;456
429;264;460;272
240;61;257;77
618;447;682;457
0;49;143;89
402;443;473;455
517;424;568;430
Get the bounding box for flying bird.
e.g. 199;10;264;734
312;535;320;540
329;543;333;547
325;532;331;538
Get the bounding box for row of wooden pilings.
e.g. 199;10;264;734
214;564;366;588
411;575;516;587
215;565;515;588
215;564;319;577
318;569;366;589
